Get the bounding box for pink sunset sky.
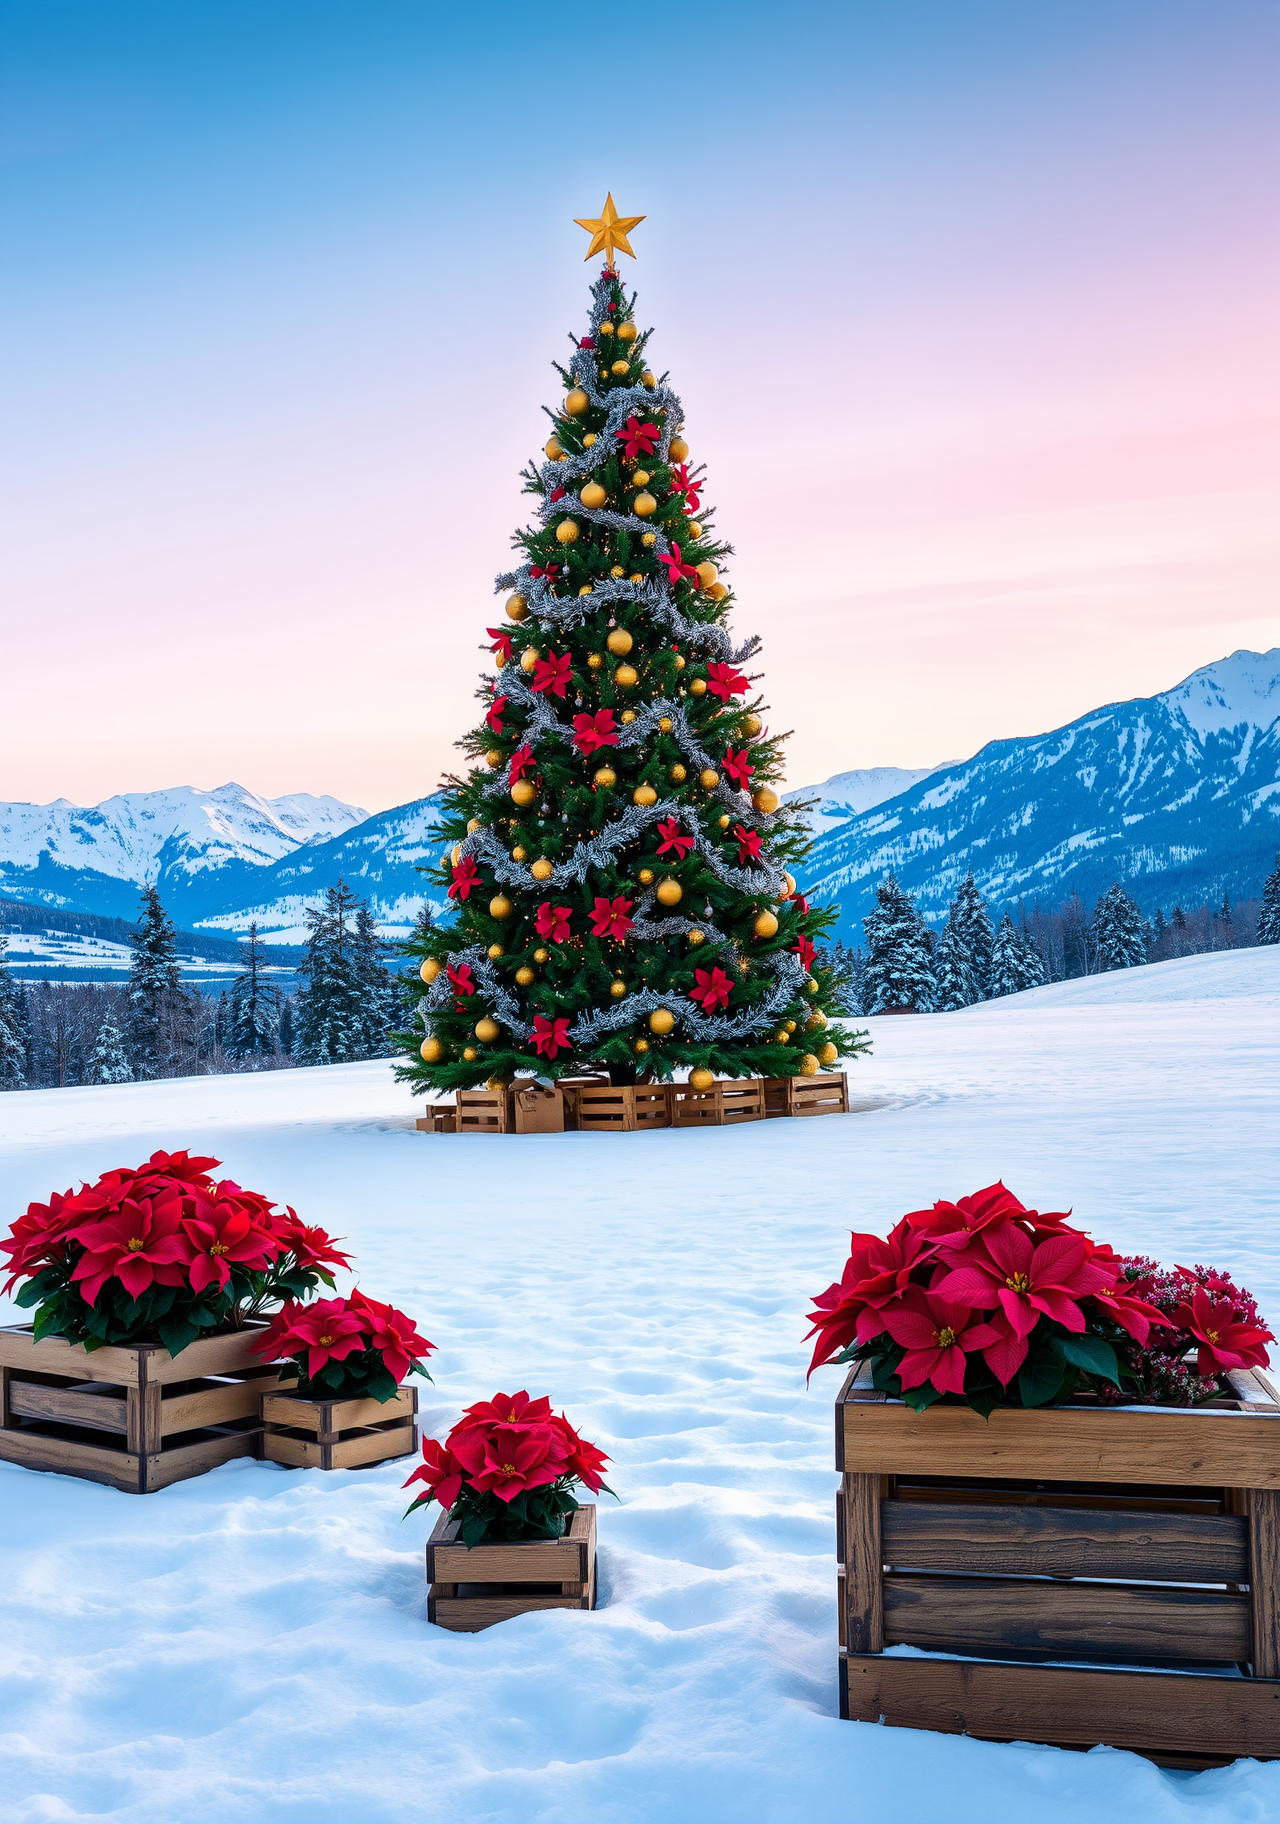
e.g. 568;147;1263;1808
2;2;1278;814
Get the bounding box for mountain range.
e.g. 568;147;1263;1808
1;648;1275;952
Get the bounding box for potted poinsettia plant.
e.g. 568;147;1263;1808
806;1181;1272;1413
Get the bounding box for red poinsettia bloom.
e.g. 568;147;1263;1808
529;562;562;582
181;1196;281;1294
275;1297;369;1380
508;744;536;783
273;1211;352;1274
462;1423;570;1503
615;414;659;461
904;1182;1077;1247
403;1437;467;1512
590;896;634;940
1172;1285;1274;1377
457;1390;554;1432
447;962;476;1001
530;1014;573;1059
656;818;695;858
485;695;508;734
531;651;573;698
573;708;618;756
551;1414;610;1492
579;335;596;350
69;1195;192;1305
732;823;762;865
349;1290;436;1383
1089;1279;1172;1346
1;1189;90;1293
671;462;701;513
791;893;810;916
688;966;734;1013
721;747;754;789
792;936;817;971
535;902;572;943
805;1219;940;1377
448;856;480;902
706;663;749;700
549;487;566;503
486;627;512;666
660;543;699;586
933;1226;1112;1342
881;1290;1001;1396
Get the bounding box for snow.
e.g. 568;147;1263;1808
786;763;949;835
1;947;1278;1823
0;929;295;985
1160;647;1280;741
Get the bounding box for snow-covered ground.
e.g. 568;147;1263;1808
1;947;1278;1824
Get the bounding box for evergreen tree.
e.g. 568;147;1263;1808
1259;854;1280;945
1153;906;1168;943
951;871;993;1000
0;935;25;1088
1218;891;1234;947
354;903;397;1057
278;995;296;1057
398;219;858;1088
295;879;366;1065
989;913;1044;997
85;1013;133;1085
126;885;184;1077
227;923;282;1058
1092;882;1146;971
1017;927;1046;990
863;874;935;1013
934;906;973;1011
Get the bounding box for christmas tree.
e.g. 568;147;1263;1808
400;200;863;1091
1092;882;1146;971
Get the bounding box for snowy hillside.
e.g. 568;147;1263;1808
796;647;1280;942
1;946;1275;1823
784;763;947;836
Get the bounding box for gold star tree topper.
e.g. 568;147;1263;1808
574;194;645;266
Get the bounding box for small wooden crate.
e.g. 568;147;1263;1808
456;1088;509;1133
510;1083;565;1134
762;1072;849;1118
571;1083;671;1133
0;1322;293;1494
261;1384;418;1470
836;1364;1280;1767
416;1104;457;1134
426;1502;597;1631
669;1079;765;1128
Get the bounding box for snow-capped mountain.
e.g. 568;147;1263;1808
0;784;368;923
794;647;1280;944
784;764;950;837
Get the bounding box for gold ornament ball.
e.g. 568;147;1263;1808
610;980;627;998
753;787;780;815
669;435;689;463
629;572;644;584
741;713;762;738
785;1020;798;1034
506;593;528;622
718;813;731;828
690;678;708;697
463;1047;478;1063
488;943;504;960
578;584;594;597
818;1042;839;1067
486;1076;508;1091
633;783;658;806
419;958;441;984
485;748;502;769
533;947;550;964
587;652;603;670
511;845;528;861
419;1036;443;1063
531;858;553;881
515;965;535;986
599;323;614;337
641;531;657;547
656;877;683;906
806;1011;828;1031
593;765;617;788
670;763;687;783
610;564;625;578
649;1008;675;1035
466;816;481;833
565;388;590;416
707;582;729;602
474;1017;500;1043
556;519;580;546
489;894;513;920
618;321;639;343
688;928;705;945
686;521;703;540
583;432;598;446
699;768;720;789
633;491;657;518
753;908;780;939
545;437;565;461
772;1028;790;1045
658;715;673;733
520;647;540;673
799;1054;821;1077
807;976;819;994
689;1066;715;1092
641;371;656;388
581;481;607;510
611;358;630;377
450;843;463;867
633;469;651;487
615;663;639;688
634;1038;650;1054
674;653;686;670
511;778;536;806
695;562;718;589
606;627;633;656
620;709;637;723
782;872;796;896
638;867;655;885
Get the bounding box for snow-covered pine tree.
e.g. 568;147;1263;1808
863;874;935;1013
126;886;185;1077
278;996;295;1057
1092;883;1146;971
1017;925;1046;989
1217;892;1234;947
295;879;366;1065
399;204;861;1090
86;1013;133;1084
354;902;396;1058
934;906;973;1011
951;870;993;1000
1260;854;1280;944
0;935;25;1088
227;922;282;1058
989;914;1027;997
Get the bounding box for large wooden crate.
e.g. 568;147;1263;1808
0;1322;293;1494
835;1363;1280;1767
571;1083;671;1133
455;1088;510;1133
762;1072;849;1118
669;1079;765;1128
262;1385;418;1470
426;1501;597;1631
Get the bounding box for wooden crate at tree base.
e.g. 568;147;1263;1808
416;1105;457;1134
509;1083;565;1134
261;1385;418;1471
762;1072;849;1119
570;1083;671;1132
669;1079;765;1128
0;1321;293;1494
426;1502;597;1631
835;1363;1280;1767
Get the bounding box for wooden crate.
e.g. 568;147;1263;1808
835;1363;1280;1766
0;1322;293;1494
456;1088;510;1133
416;1104;457;1134
571;1083;671;1133
669;1079;765;1128
426;1502;597;1631
762;1072;849;1118
261;1385;418;1471
510;1083;565;1134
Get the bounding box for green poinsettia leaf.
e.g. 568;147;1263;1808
901;1382;944;1414
13;1280;45;1309
1062;1333;1121;1387
1018;1336;1070;1408
365;1365;399;1403
155;1318;200;1357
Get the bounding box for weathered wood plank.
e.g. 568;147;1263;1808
890;1474;1226;1515
6;1380;129;1435
142;1429;260;1491
261;1387;415;1435
841;1653;1280;1758
881;1497;1249;1583
882;1572;1250;1664
0;1425;140;1490
844;1474;883;1653
1250;1489;1280;1678
428;1503;594;1586
328;1423;416;1469
429;1593;590;1631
